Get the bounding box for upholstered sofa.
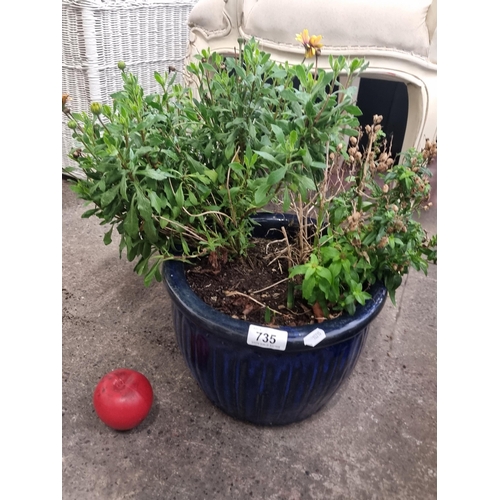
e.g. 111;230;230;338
186;0;437;152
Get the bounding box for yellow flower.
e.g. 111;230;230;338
295;29;324;58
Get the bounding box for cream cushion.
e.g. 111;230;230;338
188;0;230;37
241;0;435;60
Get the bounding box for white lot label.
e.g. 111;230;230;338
247;325;288;351
303;328;326;347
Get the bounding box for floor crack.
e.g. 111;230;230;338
388;273;409;354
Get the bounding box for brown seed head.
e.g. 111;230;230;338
62;93;72;113
377;236;389;249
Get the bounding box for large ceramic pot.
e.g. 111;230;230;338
162;214;387;425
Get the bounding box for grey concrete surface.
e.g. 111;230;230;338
62;161;437;500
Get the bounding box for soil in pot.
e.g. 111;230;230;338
185;238;340;327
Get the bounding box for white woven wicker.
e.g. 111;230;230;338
62;0;199;178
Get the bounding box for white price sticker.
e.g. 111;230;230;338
303;328;326;347
247;325;288;351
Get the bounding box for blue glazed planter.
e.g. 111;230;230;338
162;214;387;426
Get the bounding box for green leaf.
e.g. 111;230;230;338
154;72;165;87
144;259;162;287
224;142;235;160
136;146;154;157
270;124;285;145
329;261;342;278
254;184;269;206
302;276;316;301
189;173;212;185
289;264;308;278
103;227;113;245
126;241;139;262
301;146;312;167
163;149;180;162
346;301;356;316
354;290;372;305
201;62;218;74
321;247;340;263
305;265;316;281
134;256;150;276
188;191;198;205
343;128;360;137
305;99;316;118
295;64;307;87
101;183;120;207
81;208;99;218
270;68;287;79
255;150;283;166
280;89;299;102
203;168;218;183
124;200;139;236
343;105;362;116
311;161;327;169
388;288;397;306
185;154;206;174
297;176;316;191
234;65;246;79
138;169;175;180
119;174;128;201
149;191;164;214
136;187;152;219
180;236;190;254
316;266;333;284
283;187;291;212
143;218;158;243
266;165;288;186
175;185;184;208
341;258;351;273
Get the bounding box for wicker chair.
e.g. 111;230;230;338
186;0;437;153
62;0;200;178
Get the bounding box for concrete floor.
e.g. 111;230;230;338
62;160;437;500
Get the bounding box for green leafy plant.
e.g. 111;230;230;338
63;35;436;321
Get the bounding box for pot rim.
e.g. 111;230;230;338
162;259;387;353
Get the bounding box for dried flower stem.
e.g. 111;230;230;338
224;290;283;316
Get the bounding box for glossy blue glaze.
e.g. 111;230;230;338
163;215;387;425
